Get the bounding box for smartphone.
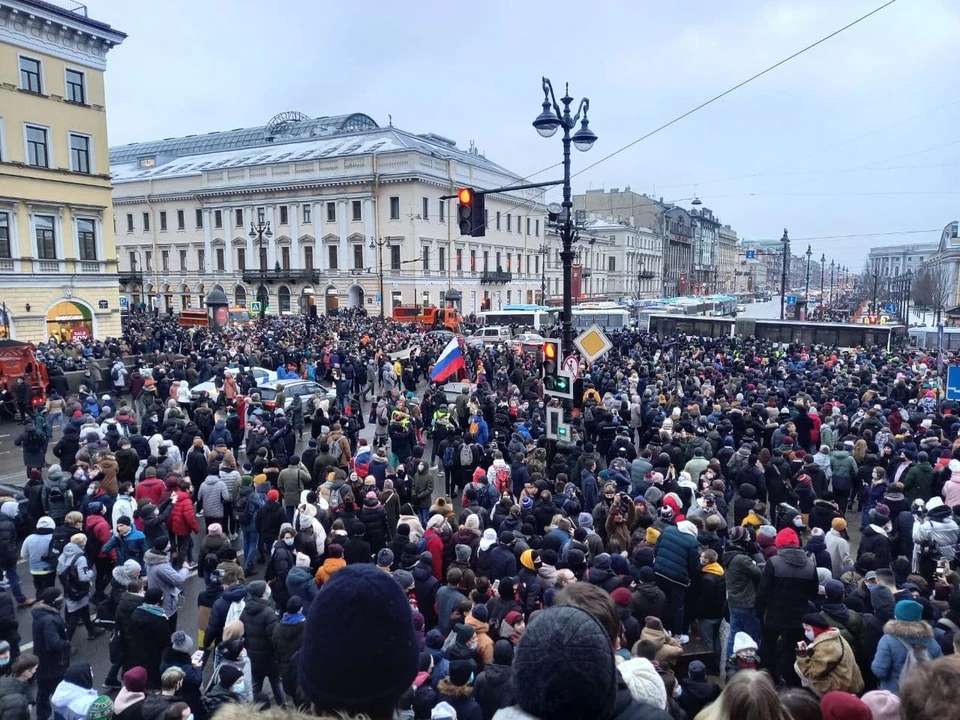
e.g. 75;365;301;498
493;579;500;592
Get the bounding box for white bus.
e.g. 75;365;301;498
572;302;632;330
477;305;556;330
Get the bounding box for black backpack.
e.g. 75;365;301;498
58;555;90;601
45;486;69;522
42;531;69;567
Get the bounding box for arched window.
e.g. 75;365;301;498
278;285;291;313
234;285;247;308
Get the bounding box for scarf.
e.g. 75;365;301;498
282;611;305;624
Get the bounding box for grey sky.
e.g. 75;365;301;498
95;0;959;269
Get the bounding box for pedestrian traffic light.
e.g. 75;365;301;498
541;340;573;400
457;187;486;237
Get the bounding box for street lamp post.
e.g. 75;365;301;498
904;269;912;326
532;77;597;357
804;244;812;307
779;229;790;320
819;253;825;316
830;261;835;306
871;270;880;316
248;219;273;320
369;237;388;318
637;256;645;300
537;243;550;304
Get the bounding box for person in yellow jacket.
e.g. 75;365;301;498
794;613;863;697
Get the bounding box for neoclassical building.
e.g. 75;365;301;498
111;112;548;317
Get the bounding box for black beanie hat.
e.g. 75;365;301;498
493;639;514;665
513;605;617;720
218;665;243;689
298;564;417;715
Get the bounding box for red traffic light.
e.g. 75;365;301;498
458;188;473;204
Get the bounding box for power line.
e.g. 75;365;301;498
569;0;901;181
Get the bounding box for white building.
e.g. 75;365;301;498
867;242;939;278
577;218;663;300
110;112;548;316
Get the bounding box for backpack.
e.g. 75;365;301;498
329;484;345;513
43;531;69;567
237;490;259;527
443;445;456;471
58;555;90;601
895;636;930;684
469;420;479;437
329;437;343;462
46;485;68;521
225;599;245;627
493;465;511;494
111;365;121;383
460;443;474;468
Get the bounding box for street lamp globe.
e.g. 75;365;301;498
572;118;597;151
533;100;561;138
248;223;256;240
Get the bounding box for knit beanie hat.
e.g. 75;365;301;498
87;696;114;720
170;631;193;654
824;579;845;602
377;548;395;568
513;605;618;720
831;517;847;532
610;587;632;607
775;527;800;548
732;632;757;654
894;599;923;622
217;665;243;689
860;690;900;720
298;564;417;716
455;544;472;564
618;658;667;710
122;666;148;693
820;691;872;720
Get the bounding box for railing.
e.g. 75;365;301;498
480;270;512;284
37;260;59;272
80;261;100;273
44;0;88;16
0;259;13;272
242;268;321;284
639;270;656;279
118;271;144;284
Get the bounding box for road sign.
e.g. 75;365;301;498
947;365;960;401
786;294;797;306
745;250;756;259
884;302;897;313
562;355;580;378
250;301;262;313
574;325;612;364
119;297;128;309
375;293;381;303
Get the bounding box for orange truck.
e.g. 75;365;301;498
0;340;49;409
392;304;462;333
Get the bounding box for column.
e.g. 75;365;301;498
221;209;233;273
364;198;375;269
202;210;212;275
245;206;256;269
291;202;303;268
338;199;348;272
265;206;277;269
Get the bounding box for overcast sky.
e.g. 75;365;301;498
94;0;958;269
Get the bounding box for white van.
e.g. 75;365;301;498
472;326;513;344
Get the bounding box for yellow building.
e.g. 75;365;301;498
0;0;125;343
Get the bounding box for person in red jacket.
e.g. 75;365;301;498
85;501;116;603
423;514;446;581
167;479;200;567
135;467;166;506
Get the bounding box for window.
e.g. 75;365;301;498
439;199;446;223
281;246;291;271
496;252;501;270
197;249;205;273
483;251;489;271
351;200;362;222
0;212;9;258
526;255;531;275
536;219;540;237
235;209;243;228
35;215;56;259
608;256;616;272
176;210;185;230
142;212;150;232
25;125;49;167
328;245;338;270
456;249;462;272
438;247;446;272
507;214;512;233
65;68;86;104
422;197;429;220
302;204;312;224
304;246;313;270
470;249;476;271
69;133;91;174
179;249;187;270
128;251;136;272
237;248;246;271
214;210;222;229
257;208;265;223
535;256;540;274
138;157;156;168
389;197;400;220
422;248;430;271
19;56;42;93
526;218;531;235
144;251;152;271
216;248;224;271
353;244;363;270
278;286;291;313
195;209;203;229
161;250;169;271
235;286;246;308
126;214;134;233
390;246;401;271
326;202;336;222
279;206;288;225
496;212;501;231
159;212;167;232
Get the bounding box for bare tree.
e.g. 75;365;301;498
912;264;953;324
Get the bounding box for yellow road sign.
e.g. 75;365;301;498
574;324;612;364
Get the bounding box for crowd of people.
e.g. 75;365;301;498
0;310;959;720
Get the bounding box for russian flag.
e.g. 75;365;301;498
431;337;466;383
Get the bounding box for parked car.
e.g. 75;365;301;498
255;379;336;416
190;366;276;405
424;330;455;342
440;381;476;404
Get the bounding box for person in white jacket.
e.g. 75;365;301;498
824;518;853;579
50;663;99;720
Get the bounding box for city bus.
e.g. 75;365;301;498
477;304;556;330
572;302;632;330
909;326;960;351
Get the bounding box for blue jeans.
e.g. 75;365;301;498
698;618;722;673
47;412;64;433
4;565;25;604
417;507;430;528
726;606;761;658
243;529;259;571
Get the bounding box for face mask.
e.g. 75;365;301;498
0;657;9;667
793;517;804;527
804;629;815;642
86;488;94;496
233;681;245;695
284;538;294;547
418;464;426;473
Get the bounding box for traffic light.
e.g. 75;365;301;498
457;188;486;237
541;340;574;400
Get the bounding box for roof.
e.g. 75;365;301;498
6;0;126;40
110;114;520;184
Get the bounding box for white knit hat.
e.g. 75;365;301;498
733;631;758;655
618;657;667;710
676;521;698;538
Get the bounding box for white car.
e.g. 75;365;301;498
509;333;546;348
440;381;476;404
190;366;277;404
255;379;337;416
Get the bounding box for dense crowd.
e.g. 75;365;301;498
1;311;960;720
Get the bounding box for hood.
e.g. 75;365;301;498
739;483;756;499
57;541;84;570
777;546;811;568
144;549;169;567
883;619;934;642
221;584;248;603
805;535;826;552
215;420;226;430
287;566;313;586
830;450;851;460
702;562;724;576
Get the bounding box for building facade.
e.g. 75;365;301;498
0;0;125;342
917;221;960;313
867;242;939;278
576;218;663;300
110;113;547;317
662;207;694;297
690;207;720;294
717;224;738;293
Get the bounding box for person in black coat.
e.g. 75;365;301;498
239;581;285;705
857;510;893;569
487;533;518;583
732;483;758;527
256;491;287;561
32;588;71;720
359;494;389;554
804;529;833;571
678;660;721;720
52;425;80;467
473;640;516;720
265;530;296;610
127;588;172;688
343;521;372;565
411;556;440;630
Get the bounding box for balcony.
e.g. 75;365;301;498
639;270;656;279
242;268;321;284
581;269;593;278
480;270;512;285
